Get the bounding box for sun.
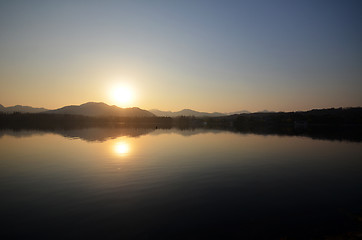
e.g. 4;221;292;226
111;85;133;107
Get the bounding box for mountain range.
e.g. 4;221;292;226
45;102;154;117
0;102;250;117
0;102;154;117
149;109;225;117
149;109;250;117
0;104;48;113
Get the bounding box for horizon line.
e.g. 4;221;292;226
1;101;361;114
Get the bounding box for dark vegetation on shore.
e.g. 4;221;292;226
1;107;361;142
0;113;173;129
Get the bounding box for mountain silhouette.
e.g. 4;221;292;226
257;110;275;113
0;103;251;117
45;102;154;117
149;109;225;117
226;110;250;115
150;109;252;117
0;104;48;113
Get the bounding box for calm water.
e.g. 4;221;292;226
1;128;362;239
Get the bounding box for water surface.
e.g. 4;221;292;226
0;128;361;239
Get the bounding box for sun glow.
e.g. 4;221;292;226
111;85;134;107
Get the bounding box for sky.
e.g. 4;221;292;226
0;0;361;112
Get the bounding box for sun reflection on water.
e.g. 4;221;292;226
114;141;130;156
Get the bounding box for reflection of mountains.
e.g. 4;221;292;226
1;126;361;143
152;127;362;142
0;128;156;142
0;129;47;138
58;128;156;141
233;125;362;143
149;128;226;137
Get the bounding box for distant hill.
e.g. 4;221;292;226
256;110;275;113
150;109;225;117
46;102;154;117
0;104;48;113
150;109;252;117
226;110;250;115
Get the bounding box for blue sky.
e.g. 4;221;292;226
0;0;361;111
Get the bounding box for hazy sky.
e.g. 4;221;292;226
0;0;361;112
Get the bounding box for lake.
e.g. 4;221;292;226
0;128;362;239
